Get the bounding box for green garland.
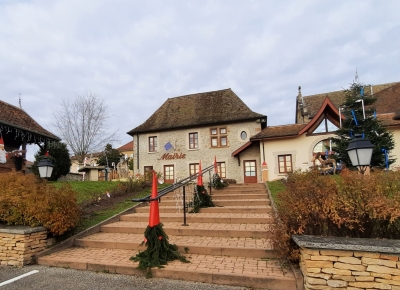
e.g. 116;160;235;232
212;173;228;189
192;185;214;213
130;223;189;277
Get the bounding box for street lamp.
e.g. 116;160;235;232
346;134;374;174
37;151;54;178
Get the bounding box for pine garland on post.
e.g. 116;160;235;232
212;173;228;189
130;171;189;277
192;160;214;213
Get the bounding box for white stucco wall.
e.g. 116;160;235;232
133;121;263;183
260;133;336;181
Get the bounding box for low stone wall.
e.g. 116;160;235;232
293;235;400;290
57;172;83;181
0;226;47;267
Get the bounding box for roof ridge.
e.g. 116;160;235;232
304;81;400;99
168;88;231;99
267;123;305;128
0;99;25;111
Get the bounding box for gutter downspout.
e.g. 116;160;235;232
136;134;140;170
262;138;265;162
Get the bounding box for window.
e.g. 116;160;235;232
189;132;198;149
220;136;227;146
189;163;200;176
240;131;247;140
210;127;228;147
278;155;292;173
149;136;157;152
216;162;226;178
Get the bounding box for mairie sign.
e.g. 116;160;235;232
158;153;186;160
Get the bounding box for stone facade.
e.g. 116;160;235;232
133;121;263;183
293;235;400;290
0;226;47;267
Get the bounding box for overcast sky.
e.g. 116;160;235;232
1;0;399;161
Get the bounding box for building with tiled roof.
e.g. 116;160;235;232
237;81;400;181
0;99;60;173
295;82;399;124
128;88;267;183
117;141;133;157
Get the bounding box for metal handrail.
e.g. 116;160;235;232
132;164;214;202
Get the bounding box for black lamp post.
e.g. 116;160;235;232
346;134;374;174
37;151;54;178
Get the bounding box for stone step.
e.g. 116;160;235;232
38;247;297;290
198;205;273;214
120;212;274;224
73;232;278;258
100;221;273;239
157;199;270;207
134;204;273;214
213;188;266;194
161;194;269;201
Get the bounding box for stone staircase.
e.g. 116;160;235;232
37;183;301;289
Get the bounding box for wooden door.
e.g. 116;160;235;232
243;160;257;183
164;165;174;184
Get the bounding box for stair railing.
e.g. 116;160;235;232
132;164;215;203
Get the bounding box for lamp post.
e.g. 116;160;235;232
37;151;54;178
346;134;374;174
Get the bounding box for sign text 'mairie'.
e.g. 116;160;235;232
158;153;187;160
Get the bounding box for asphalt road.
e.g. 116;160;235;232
0;265;254;290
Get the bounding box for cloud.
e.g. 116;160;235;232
1;0;400;161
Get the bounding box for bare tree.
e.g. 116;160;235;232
53;92;119;163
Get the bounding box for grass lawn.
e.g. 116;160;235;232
53;181;169;239
267;179;286;204
53;181;121;203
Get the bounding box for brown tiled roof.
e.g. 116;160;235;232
127;88;266;135
302;82;399;119
377;113;400;127
117;141;133;151
251;124;307;140
0;100;60;141
369;82;400;115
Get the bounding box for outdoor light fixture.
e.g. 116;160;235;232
37;151;54;178
346;134;374;174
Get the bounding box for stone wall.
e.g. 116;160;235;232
133;121;263;183
0;226;47;267
57;172;83;181
293;235;400;290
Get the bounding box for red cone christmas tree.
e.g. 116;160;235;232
130;171;188;277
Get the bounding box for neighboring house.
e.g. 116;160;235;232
127;88;267;183
0;99;60;173
242;81;400;181
118;141;133;160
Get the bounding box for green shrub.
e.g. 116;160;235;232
271;168;400;262
0;172;80;235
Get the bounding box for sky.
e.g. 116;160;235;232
1;0;400;161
